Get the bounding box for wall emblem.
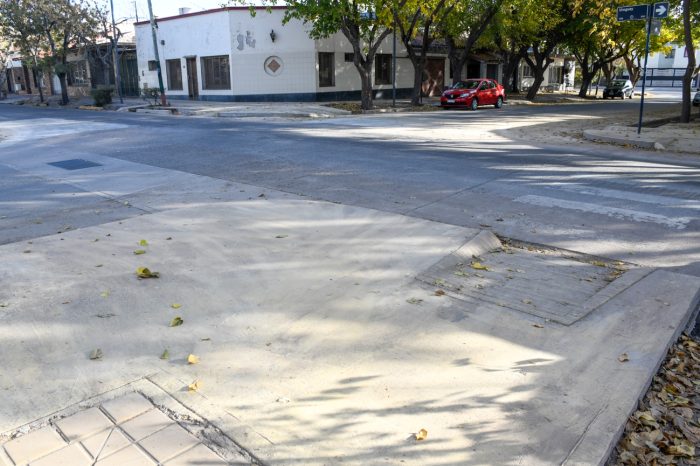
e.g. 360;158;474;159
264;56;283;76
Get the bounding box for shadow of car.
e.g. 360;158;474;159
440;79;506;110
603;79;634;99
693;90;700;107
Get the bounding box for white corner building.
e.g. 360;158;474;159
135;6;418;102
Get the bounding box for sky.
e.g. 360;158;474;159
112;0;233;23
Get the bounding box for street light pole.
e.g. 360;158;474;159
109;0;123;104
146;0;167;106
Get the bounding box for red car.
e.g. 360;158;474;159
440;79;506;110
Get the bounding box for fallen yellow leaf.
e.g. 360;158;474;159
170;316;183;327
136;267;160;279
591;260;606;267
415;428;428;441
470;261;490;271
618;353;630;362
188;380;201;392
187;354;199;365
171;303;182;309
89;348;103;360
139;239;148;246
133;249;146;255
160;349;169;360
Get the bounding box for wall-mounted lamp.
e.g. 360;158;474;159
160;39;165;45
270;30;276;43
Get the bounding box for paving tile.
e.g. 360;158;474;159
29;443;91;466
101;393;154;424
0;449;15;466
119;409;173;442
55;407;113;442
163;444;228;465
94;445;155;466
139;424;199;463
81;428;131;460
3;427;66;465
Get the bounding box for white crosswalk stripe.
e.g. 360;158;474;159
515;194;693;229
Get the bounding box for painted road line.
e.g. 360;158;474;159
549;185;700;210
514;194;693;229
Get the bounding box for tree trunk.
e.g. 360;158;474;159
527;70;546;100
446;36;467;83
578;63;601;98
623;56;640;86
680;0;696;123
58;72;69;105
33;68;45;103
411;60;423;105
356;65;373;110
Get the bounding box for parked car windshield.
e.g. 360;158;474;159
451;80;481;90
610;80;628;87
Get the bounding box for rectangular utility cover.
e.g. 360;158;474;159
47;159;102;170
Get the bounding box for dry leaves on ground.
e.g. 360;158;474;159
612;334;700;465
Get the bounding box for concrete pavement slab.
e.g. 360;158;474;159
1;195;698;464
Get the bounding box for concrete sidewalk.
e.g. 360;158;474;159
583;121;700;154
1;137;699;465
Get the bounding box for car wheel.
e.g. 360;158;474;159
495;97;503;109
470;99;478;111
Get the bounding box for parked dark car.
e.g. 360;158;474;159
440;79;506;110
603;79;634;99
693;90;700;107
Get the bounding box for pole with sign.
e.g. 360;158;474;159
616;2;668;134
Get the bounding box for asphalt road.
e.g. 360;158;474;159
1;100;699;283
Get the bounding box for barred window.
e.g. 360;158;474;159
374;54;392;85
201;55;230;90
68;61;88;86
166;59;183;90
318;52;335;87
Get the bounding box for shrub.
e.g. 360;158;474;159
91;86;114;107
141;86;161;105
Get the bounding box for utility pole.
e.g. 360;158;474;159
146;0;167;106
392;4;396;108
110;0;123;103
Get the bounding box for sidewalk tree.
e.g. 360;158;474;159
392;0;456;105
521;0;573;100
674;0;699;123
0;0;50;102
441;0;502;84
33;0;102;105
0;35;10;96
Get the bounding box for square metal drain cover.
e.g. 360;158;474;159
418;233;653;325
47;158;102;170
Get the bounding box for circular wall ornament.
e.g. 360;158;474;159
264;56;284;77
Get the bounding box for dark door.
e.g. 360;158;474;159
186;57;198;100
421;58;445;97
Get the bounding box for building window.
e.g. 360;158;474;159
201;55;230;90
166;59;183;90
318;52;335;87
664;49;675;59
68;61;88;86
548;66;563;84
375;54;392;85
148;60;158;71
344;53;354;63
522;64;533;78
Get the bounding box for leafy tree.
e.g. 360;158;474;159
441;0;502;84
675;0;699;122
33;0;102;105
0;35;10;97
393;0;455;105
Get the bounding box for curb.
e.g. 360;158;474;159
582;129;664;150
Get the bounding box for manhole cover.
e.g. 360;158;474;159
47;159;102;170
418;232;653;325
